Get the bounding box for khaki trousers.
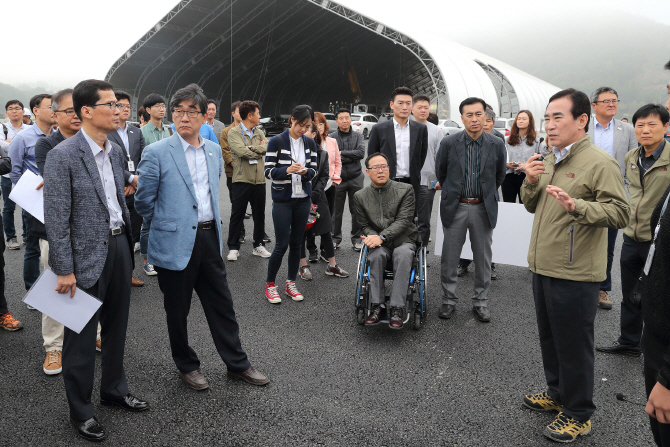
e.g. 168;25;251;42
40;239;100;351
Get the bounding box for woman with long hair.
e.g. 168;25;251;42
263;105;318;304
298;123;348;280
306;112;341;260
502;110;542;203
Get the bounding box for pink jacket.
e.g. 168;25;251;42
324;136;342;185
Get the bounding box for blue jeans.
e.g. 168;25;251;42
140;218;150;259
1;176;22;240
22;210;41;290
266;198;311;283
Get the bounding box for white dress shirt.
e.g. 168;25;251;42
289;134;308;198
393;117;410;178
178;133;214;222
81;129;125;229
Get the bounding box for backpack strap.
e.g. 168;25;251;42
168;126;173;136
2;124;7;140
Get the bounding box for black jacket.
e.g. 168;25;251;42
435;131;507;229
642;184;670;388
107;124;145;172
309;147;332;235
367;119;428;201
329;128;364;182
33;131;68;240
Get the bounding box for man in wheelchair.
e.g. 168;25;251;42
353;153;417;329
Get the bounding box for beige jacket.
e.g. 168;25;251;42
520;136;629;282
227;126;267;184
624;140;670;242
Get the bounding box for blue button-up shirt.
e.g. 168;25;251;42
178;133;213;222
593;118;614;157
8;124;49;185
116;123;130;152
240;122;255;139
552;142;576;164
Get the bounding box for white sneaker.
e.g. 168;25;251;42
252;246;271;258
227;250;239;261
134;242;140;252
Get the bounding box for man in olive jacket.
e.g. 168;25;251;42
520;89;629;443
226;100;268;261
597;104;670;358
353;153;416;330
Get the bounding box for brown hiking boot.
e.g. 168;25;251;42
0;312;23;331
598;290;612;310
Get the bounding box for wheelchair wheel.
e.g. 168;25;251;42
357;308;365;325
413;312;421;330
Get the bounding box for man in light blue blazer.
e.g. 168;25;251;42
135;84;268;391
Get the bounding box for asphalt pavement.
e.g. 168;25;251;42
0;147;655;446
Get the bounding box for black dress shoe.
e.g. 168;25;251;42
472;306;491;323
389;307;404;329
596;341;642;357
364;305;382;326
101;393;149;412
438;304;455;319
227;366;269;386
70;416;106;442
263;233;272;243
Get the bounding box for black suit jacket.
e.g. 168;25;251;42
435;131;507;229
107;124;145;172
367;119;428;193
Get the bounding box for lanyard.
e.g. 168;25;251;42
152;126;167;142
643;192;670;275
238;124;257;146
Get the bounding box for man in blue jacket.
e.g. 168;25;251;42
135;83;268;391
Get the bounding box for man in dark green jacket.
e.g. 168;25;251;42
353;153;417;329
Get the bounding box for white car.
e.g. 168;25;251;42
322;112;337;133
494;118;515;138
437;119;463;136
350;113;378;139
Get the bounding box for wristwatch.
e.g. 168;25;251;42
379;234;386;243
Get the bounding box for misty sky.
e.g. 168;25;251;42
2;0;670;88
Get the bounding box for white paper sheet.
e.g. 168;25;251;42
434;201;535;267
8;170;44;223
22;269;102;334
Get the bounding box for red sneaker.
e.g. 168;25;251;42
265;282;281;304
0;312;23;331
285;280;304;302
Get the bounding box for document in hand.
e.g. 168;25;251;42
8;170;44;223
23;269;102;334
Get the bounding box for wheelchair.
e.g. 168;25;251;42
354;241;427;330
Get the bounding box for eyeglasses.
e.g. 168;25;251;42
595;99;620;105
367;164;389;172
89;102;122;111
150;105;166;110
117;104;131;111
6;107;22;112
172;109;202;118
54;108;76;116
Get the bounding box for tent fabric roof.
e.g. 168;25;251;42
106;0;560;125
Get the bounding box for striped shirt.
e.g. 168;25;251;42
461;133;483;198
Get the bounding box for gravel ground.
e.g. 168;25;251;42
0;151;654;446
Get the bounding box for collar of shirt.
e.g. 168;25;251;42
642;139;666;162
81;128;112;155
551;142;575;163
464;132;483;146
239;122;255;138
116;122;130;136
393;117;409;130
177;133;205;152
594;117;614;131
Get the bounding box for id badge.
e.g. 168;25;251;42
643;243;655;275
127;161;135;172
293;182;303;196
248;159;258;165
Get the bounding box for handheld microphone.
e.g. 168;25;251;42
616;393;646;407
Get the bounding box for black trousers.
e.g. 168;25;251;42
325;185;336;219
227;183;265;250
532;273;599;422
332;173;364;245
63;233;132;421
155;228;250;374
644;335;670;446
303;230;335;259
618;235;651;346
600;228;618;291
226;176;233;202
0;236;6;315
501;172;525;203
125;194;142;245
